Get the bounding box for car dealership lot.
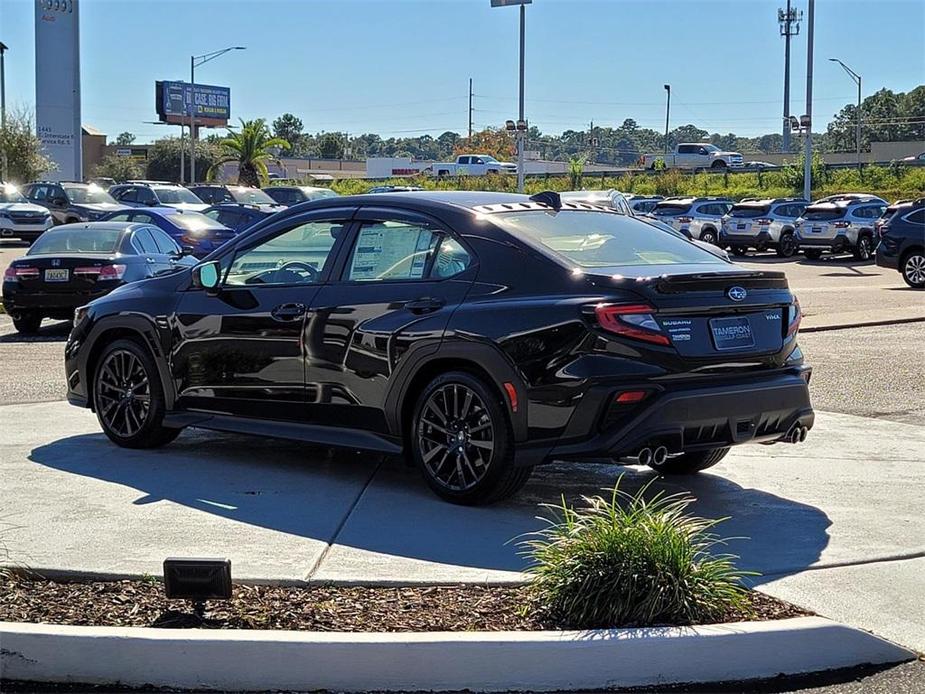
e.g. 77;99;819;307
1;240;923;655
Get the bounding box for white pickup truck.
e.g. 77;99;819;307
431;154;517;177
643;143;744;170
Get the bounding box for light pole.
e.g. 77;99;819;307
491;0;530;192
189;46;245;184
1;41;8;182
829;57;862;170
663;84;671;159
802;0;814;202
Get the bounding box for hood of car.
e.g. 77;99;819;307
0;202;51;214
74;203;128;213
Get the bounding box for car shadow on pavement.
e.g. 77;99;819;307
28;431;831;582
0;320;71;343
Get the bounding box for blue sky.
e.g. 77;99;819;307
2;0;923;143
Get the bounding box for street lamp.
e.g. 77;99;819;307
189;46;245;184
1;41;8;182
491;0;531;193
663;84;671;159
829;57;862;170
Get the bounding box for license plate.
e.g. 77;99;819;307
710;316;755;351
44;268;69;282
737;223;747;230
811;226;822;233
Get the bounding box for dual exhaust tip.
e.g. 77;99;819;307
788;425;809;444
637;446;669;466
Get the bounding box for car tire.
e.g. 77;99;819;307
853;234;873;261
803;249;823;261
92;338;180;449
711;161;727;170
649;447;729;475
12;312;42;334
901;250;925;288
700;229;717;245
411;371;531;505
776;232;797;258
730;246;748;257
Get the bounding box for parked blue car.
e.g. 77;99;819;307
99;207;235;258
202;203;279;233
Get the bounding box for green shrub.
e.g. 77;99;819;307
522;478;753;629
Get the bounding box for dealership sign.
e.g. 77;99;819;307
35;0;82;181
155;81;231;127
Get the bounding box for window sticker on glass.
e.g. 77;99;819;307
349;222;440;281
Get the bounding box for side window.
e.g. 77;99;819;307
132;213;155;223
458;156;470;165
432;236;471;279
132;228;160;255
677;145;693;154
107;213;132;222
117;187;136;202
151;228;180;254
218;211;241;228
225;219;345;287
137;188;156;205
203;209;221;221
905;209;925;224
28;185;45;201
346;220;441;281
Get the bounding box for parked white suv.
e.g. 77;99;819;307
0;183;54;244
720;197;808;257
795;196;887;261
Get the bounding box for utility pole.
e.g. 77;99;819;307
468;77;473;141
0;42;8;182
663;84;671;159
802;0;814;201
778;1;802;153
517;1;526;193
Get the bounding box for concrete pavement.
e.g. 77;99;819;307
2;400;923;652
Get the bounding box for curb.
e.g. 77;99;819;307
801;316;925;333
1;617;913;692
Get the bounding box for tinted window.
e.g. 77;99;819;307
136;188;157;205
152;187;202;204
905;209;925;224
265;188;295;204
677;145;695;154
730;204;771;218
132;213;155;224
106;213;132;222
347;221;442;281
432;236;471;279
62;185;116;204
218;210;241;228
150;228;180;254
114;187;137;202
803;207;843;221
653;204;690;216
490;211;722;268
225;220;343;286
29;229;121;254
133;228;160;254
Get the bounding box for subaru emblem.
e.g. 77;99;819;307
51;259;61;267
727;286;747;302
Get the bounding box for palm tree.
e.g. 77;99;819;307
210;118;289;187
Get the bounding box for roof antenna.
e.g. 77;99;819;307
529;191;562;210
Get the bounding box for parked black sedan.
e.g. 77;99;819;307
64;191;813;504
3;222;196;334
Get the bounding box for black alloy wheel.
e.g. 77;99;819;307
700;229;717;245
93;339;179;448
853;235;873;261
902;251;925;288
776;233;797;258
411;371;530;505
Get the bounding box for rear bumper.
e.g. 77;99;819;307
875;246;900;269
796;235;850;252
2;285;116;316
533;368;813;463
722;230;772;247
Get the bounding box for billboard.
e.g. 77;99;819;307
35;0;82;181
155;81;231;127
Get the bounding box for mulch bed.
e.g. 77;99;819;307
0;572;809;632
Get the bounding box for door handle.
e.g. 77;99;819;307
270;303;307;321
404;297;445;314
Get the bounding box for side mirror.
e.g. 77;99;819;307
180;245;196;257
192;260;221;294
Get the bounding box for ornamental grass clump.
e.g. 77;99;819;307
522;478;753;629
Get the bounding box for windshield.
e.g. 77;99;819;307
702;144;720;152
169;211;227;231
490;210;721;268
152;187;203;204
0;185;28;204
230;187;276;205
63;186;117;204
29;229;121;254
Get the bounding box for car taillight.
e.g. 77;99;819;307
756;218;772;226
6;266;39;281
594;304;670;346
787;296;802;338
75;264;125;280
833;221;851;228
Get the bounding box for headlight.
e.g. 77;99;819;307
74;305;89;325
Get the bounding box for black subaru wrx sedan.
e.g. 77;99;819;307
64;192;814;504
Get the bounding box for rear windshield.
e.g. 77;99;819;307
653;204;690;216
230;188;276;205
169;211;227;231
152;187;203;204
490;210;720;268
63;186;116;204
730;204;771;218
802;208;844;221
29;229;121;255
